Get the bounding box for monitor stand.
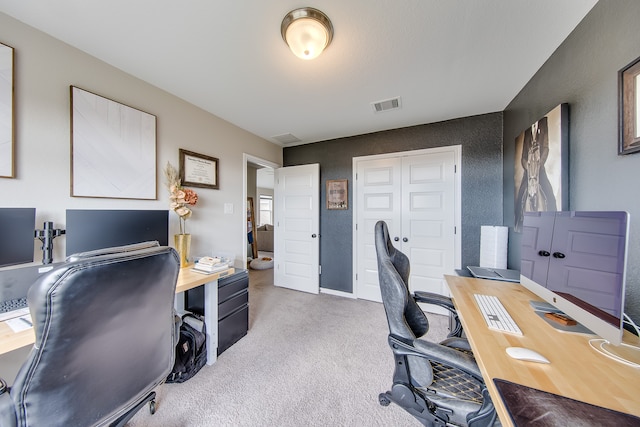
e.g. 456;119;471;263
533;310;593;335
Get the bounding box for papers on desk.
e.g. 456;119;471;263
192;262;229;275
192;256;229;274
0;306;30;323
5;314;33;332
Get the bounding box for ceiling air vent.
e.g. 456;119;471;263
371;96;401;113
272;133;302;145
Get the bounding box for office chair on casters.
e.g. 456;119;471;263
374;221;497;427
0;242;180;427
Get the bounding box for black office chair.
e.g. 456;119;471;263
374;221;497;427
0;242;180;427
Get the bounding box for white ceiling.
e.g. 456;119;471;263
0;1;598;146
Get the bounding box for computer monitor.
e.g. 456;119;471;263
65;209;168;256
520;211;629;346
0;208;36;268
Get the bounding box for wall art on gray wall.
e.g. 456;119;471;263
0;42;14;178
514;103;568;232
326;179;348;209
619;55;640;155
70;86;157;199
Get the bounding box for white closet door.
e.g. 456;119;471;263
354;148;459;311
355;157;402;302
401;151;456;306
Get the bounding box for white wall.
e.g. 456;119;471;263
0;12;282;267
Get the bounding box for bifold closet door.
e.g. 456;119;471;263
400;152;456;307
355;157;402;302
355;149;457;312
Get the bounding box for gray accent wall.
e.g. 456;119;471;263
503;0;640;323
284;112;503;293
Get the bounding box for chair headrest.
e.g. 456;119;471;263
65;240;160;262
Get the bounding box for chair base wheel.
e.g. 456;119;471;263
149;399;156;415
379;393;391;407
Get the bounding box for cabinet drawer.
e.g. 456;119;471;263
218;290;248;320
218;306;248;355
218;274;248;302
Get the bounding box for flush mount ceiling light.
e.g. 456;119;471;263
281;7;333;60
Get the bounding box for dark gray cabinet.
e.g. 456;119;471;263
185;269;249;355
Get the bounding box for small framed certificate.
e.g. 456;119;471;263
326;179;348;209
179;149;219;189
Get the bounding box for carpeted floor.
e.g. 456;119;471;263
129;268;450;426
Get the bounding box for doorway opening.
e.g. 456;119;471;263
243;154;279;270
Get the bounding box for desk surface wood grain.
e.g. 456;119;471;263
445;275;640;426
0;266;234;356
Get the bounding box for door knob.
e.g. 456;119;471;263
552;252;565;259
394;237;399;242
311;234;317;238
538;250;550;257
403;237;408;242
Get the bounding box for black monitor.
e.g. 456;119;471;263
0;208;36;268
65;210;169;256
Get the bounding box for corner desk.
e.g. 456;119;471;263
445;275;640;426
0;266;234;366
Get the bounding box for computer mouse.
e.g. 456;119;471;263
505;347;550;363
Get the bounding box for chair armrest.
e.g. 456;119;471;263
414;291;464;338
440;336;472;353
413;291;456;313
390;335;483;381
0;379;17;427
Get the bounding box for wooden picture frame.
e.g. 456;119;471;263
619;55;640;155
71;86;157;199
0;42;14;178
179;149;219;189
326;179;348;209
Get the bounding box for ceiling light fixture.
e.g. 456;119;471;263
281;7;333;60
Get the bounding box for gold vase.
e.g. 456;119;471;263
174;234;192;267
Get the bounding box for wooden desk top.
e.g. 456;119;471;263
0;266;234;356
175;266;235;294
445;275;640;426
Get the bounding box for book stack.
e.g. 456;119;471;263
192;256;229;275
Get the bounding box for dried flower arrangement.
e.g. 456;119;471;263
164;162;198;234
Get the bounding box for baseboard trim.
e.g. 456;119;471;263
320;287;356;299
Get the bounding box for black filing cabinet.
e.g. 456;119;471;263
184;269;249;355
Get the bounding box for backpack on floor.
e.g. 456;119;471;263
166;312;207;383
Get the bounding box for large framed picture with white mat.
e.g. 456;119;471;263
0;42;14;178
70;86;157;199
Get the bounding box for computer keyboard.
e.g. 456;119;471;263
474;294;523;336
0;297;29;322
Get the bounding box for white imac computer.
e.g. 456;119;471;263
520;211;639;366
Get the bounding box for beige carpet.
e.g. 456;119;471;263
129;269;450;427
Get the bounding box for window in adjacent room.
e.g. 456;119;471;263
259;195;273;226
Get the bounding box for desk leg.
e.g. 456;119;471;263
203;280;218;365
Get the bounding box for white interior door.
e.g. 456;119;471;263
401;152;456;312
274;164;320;294
354;148;459;310
355;157;402;302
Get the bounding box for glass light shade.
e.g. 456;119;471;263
281;7;333;60
285;18;329;60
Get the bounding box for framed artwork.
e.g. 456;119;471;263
71;86;157;199
514;103;568;232
326;179;348;209
619;55;640;155
0;42;14;178
179;148;219;189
